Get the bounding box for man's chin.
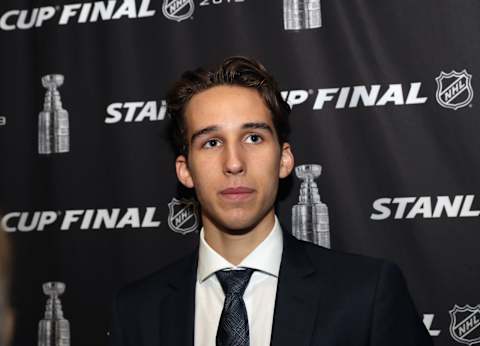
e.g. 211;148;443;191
206;207;275;236
220;218;258;235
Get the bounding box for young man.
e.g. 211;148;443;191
110;57;433;346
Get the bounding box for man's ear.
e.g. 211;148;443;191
175;155;194;188
279;142;294;178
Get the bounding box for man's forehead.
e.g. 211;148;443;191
189;84;261;102
184;85;273;133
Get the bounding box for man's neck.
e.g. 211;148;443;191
202;211;276;266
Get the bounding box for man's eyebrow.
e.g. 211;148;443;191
190;122;273;144
241;122;273;134
190;125;219;144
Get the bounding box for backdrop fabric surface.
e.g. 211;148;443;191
0;1;479;345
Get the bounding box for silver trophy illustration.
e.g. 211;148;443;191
38;75;70;154
38;282;70;346
292;164;330;248
283;0;322;31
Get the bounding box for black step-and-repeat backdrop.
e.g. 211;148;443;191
1;1;479;345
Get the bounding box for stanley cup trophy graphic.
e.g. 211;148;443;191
292;164;330;248
38;282;70;346
283;0;322;30
38;74;70;154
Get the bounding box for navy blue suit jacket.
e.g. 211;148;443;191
110;232;433;346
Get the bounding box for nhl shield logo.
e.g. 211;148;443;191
162;0;194;22
449;305;480;345
436;70;473;110
168;197;199;235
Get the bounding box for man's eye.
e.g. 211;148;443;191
203;139;221;149
245;134;263;144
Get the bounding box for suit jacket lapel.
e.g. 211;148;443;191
271;233;323;346
159;250;198;346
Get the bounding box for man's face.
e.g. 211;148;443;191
175;85;294;233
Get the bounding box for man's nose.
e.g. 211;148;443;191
223;143;245;175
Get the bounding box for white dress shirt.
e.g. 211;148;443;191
194;215;284;346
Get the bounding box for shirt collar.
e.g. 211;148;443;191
197;215;283;283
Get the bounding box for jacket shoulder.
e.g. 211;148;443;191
115;250;196;305
290;235;398;287
305;239;386;269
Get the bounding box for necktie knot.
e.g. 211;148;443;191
216;268;254;296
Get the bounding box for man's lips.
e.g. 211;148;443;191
220;187;255;194
220;187;255;200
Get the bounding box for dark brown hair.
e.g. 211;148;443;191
166;56;291;157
